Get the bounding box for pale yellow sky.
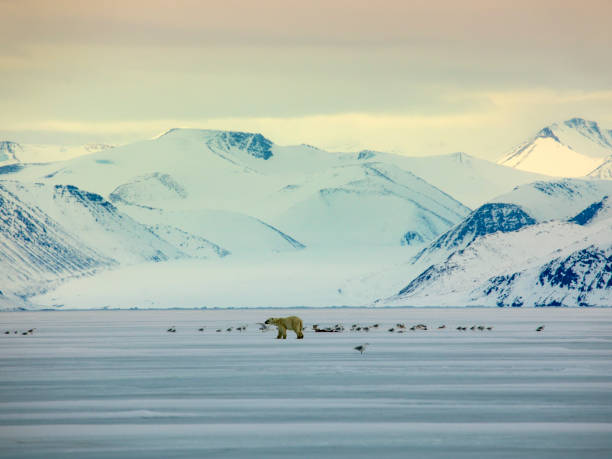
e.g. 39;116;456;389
1;0;611;159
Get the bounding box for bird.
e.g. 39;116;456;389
477;326;485;331
216;329;222;332
536;325;545;332
27;328;36;334
21;332;28;335
372;324;379;328
438;325;446;329
486;326;492;331
226;327;233;332
167;326;176;333
4;331;9;335
363;327;369;332
198;327;205;332
354;343;369;355
388;327;395;332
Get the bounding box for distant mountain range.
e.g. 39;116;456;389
0;121;610;308
499;118;612;178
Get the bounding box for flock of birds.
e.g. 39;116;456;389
163;322;547;356
3;324;547;340
3;328;35;336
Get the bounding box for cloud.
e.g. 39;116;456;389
3;88;611;160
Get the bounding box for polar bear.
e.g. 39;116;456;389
264;316;304;339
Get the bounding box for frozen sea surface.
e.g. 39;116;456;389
1;308;611;458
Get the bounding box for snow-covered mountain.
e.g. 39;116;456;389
492;178;612;222
4;127;609;308
377;151;548;209
0;128;479;306
378;180;612;307
0;141;22;163
499;118;612;177
0;183;112;300
0;141;114;165
2;129;474;251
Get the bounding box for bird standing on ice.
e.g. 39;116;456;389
354;343;369;355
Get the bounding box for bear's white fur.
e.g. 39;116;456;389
264;316;304;339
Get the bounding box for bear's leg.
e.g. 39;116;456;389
297;329;304;339
281;326;287;339
276;327;283;339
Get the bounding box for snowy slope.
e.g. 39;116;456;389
0;141;114;164
0;183;113;298
589;155;612;179
499;118;612;177
380;198;612;307
377;151;549;208
122;207;304;254
273;161;469;247
492;178;612;222
0;181;188;265
340;202;538;305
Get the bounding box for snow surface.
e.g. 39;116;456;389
31;248;411;308
1;308;611;458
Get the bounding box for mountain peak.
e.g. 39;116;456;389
0;141;23;163
563;117;597;130
157;128;274;160
535;127;561;143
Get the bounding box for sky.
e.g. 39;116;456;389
1;0;611;160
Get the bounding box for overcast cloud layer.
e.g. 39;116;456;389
1;0;611;158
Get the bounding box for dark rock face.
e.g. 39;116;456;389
215;132;273;160
0;141;22;155
54;184;115;210
428;203;536;252
538;247;612;294
401;231;424;246
569;197;608;226
482;273;524;307
535;127;561;143
0;164;24;175
357;150;376;160
532;180;589;197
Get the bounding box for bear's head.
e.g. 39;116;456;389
264;318;276;325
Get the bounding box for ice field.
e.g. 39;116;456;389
1;308;612;458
